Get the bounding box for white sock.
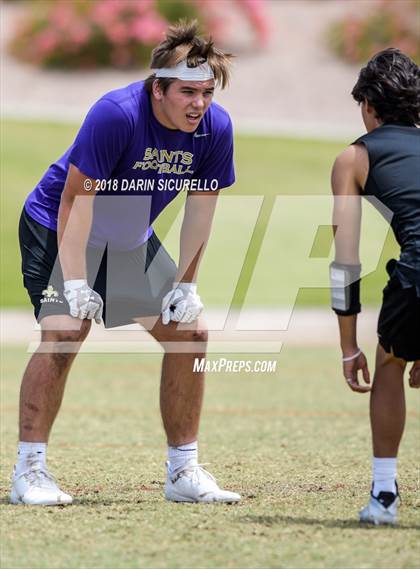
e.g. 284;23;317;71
372;457;397;496
16;442;47;476
167;441;198;475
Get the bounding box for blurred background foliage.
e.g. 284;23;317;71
7;0;271;69
9;0;197;69
6;0;419;70
328;0;419;64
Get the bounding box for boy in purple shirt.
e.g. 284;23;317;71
12;21;240;506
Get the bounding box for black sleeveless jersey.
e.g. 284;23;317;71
353;124;420;296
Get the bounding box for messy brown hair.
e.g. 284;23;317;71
144;20;233;93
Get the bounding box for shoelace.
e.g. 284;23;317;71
21;464;56;489
173;463;216;484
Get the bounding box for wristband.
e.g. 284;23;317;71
342;349;361;362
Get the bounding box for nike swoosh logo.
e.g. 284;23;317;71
194;132;211;138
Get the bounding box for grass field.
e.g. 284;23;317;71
1;345;419;569
0;119;399;308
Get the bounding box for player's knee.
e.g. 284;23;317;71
171;326;208;344
51;350;73;373
42;320;91;344
190;327;208;344
158;322;208;346
179;319;209;344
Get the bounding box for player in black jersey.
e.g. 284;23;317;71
330;48;419;525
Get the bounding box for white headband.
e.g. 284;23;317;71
152;60;214;81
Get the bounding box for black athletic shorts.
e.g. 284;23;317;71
19;208;177;328
377;260;420;361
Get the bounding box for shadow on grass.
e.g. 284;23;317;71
241;514;420;531
0;495;151;507
2;495;418;531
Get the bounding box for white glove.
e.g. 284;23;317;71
64;279;103;324
161;282;203;325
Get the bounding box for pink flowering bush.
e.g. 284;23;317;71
9;0;198;68
328;0;419;64
194;0;270;48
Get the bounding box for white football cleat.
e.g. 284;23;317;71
359;487;400;525
165;460;241;503
10;461;73;506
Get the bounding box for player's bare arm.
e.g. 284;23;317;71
176;190;219;282
57;164;95;280
331;145;370;393
58;164;103;323
161;190;219;325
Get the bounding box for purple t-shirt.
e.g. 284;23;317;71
25;81;235;250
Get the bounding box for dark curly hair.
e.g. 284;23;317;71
352;48;420;125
